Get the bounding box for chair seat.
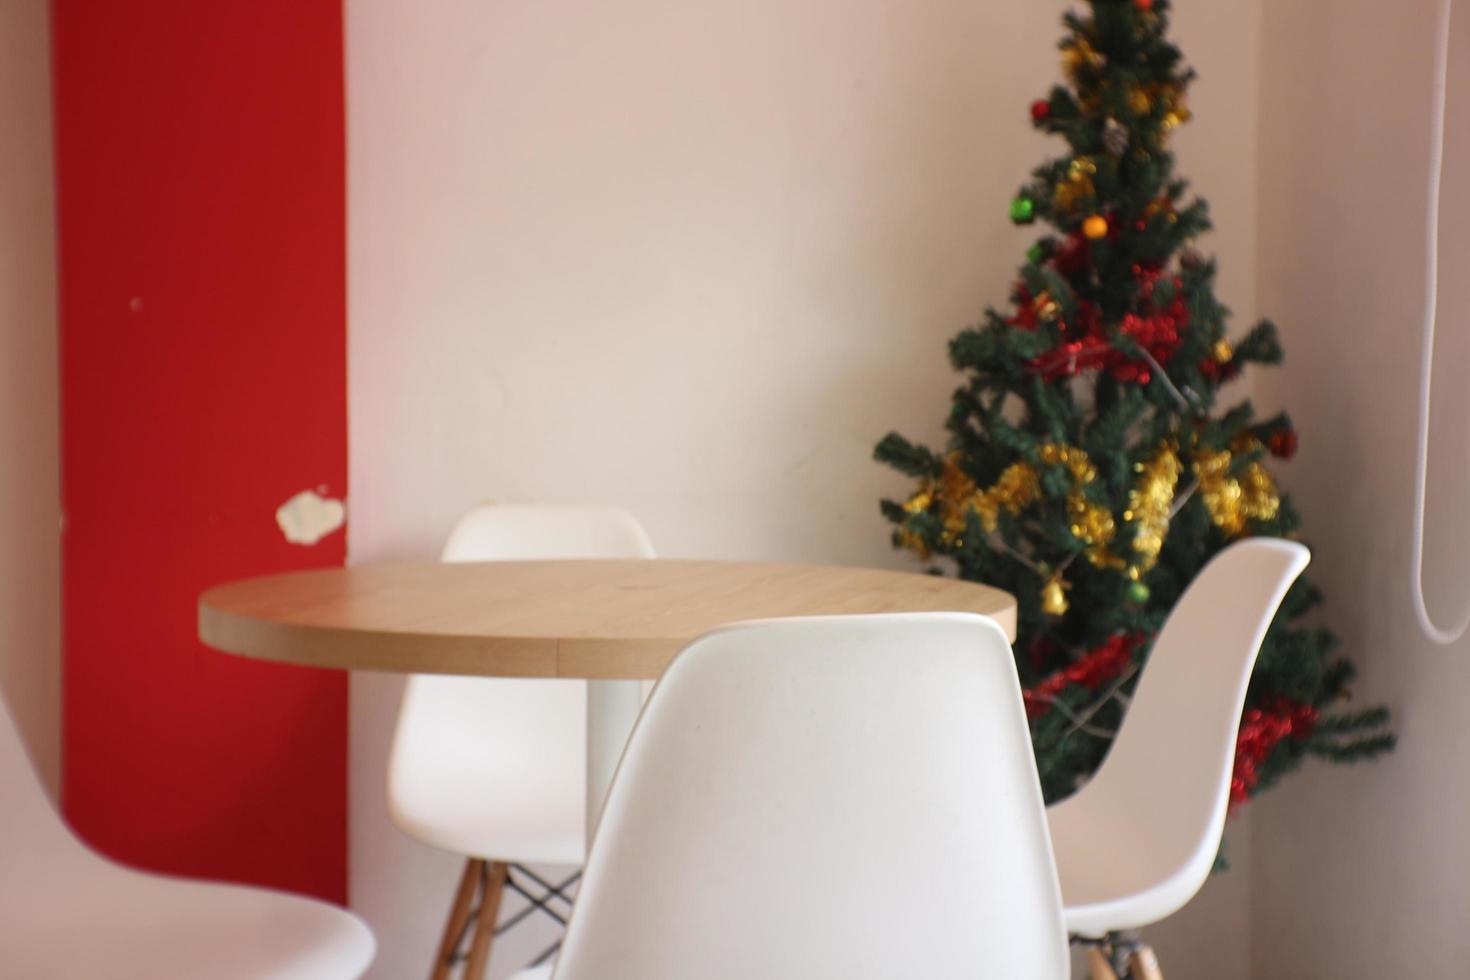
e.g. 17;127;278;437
1064;894;1166;939
1049;792;1206;937
392;804;585;866
1055;818;1185;936
1060;860;1202;937
1;844;374;980
387;673;590;866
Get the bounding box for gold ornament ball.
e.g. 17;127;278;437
1083;215;1109;239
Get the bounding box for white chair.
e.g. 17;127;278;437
512;613;1069;980
0;693;374;980
387;503;656;979
1047;538;1311;980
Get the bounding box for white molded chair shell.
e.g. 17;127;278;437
536;613;1069;980
0;695;374;979
1047;538;1311;936
387;503;655;864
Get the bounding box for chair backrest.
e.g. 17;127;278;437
1053;537;1310;918
387;503;656;861
0;693;86;879
438;503;655;564
551;613;1069;980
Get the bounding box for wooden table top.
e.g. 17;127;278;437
198;559;1017;680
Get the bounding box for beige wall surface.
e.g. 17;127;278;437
345;1;1263;976
1251;1;1470;976
0;0;61;797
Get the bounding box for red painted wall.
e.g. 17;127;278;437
53;1;348;902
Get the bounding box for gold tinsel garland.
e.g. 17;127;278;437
1053;156;1098;214
1061;37;1103;85
1059;16;1191;140
898;437;1281;615
1038;443;1117;564
1121;444;1182;579
1194;438;1281;537
974;462;1042;533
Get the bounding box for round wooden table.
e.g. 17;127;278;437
199;559;1016;832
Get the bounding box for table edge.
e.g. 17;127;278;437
196;560;1018;679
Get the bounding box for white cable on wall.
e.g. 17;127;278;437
1411;0;1465;644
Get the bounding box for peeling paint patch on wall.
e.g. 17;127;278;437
276;489;346;546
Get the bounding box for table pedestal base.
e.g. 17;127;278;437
586;679;645;845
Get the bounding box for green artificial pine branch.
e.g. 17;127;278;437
873;433;942;479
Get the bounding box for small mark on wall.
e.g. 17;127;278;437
275;489;345;546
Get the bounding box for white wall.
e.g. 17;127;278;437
0;0;61;797
1250;1;1470;976
345;1;1262;976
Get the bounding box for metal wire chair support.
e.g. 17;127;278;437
1071;931;1147;979
500;867;576;930
445;863;582;969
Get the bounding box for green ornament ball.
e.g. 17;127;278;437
1026;244;1046;265
1127;581;1151;603
1010;197;1036;225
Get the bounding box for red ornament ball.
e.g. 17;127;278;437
1134;0;1154;10
1269;429;1299;460
1030;100;1051;124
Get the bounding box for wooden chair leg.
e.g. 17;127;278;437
430;858;485;980
462;861;509;980
1088;946;1120;980
1127;945;1164;980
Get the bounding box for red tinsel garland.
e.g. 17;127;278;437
1230;698;1320;807
1023;632;1144;719
1012;269;1189;384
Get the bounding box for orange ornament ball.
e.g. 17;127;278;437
1082;215;1109;240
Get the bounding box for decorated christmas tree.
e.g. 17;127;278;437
875;0;1393;808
